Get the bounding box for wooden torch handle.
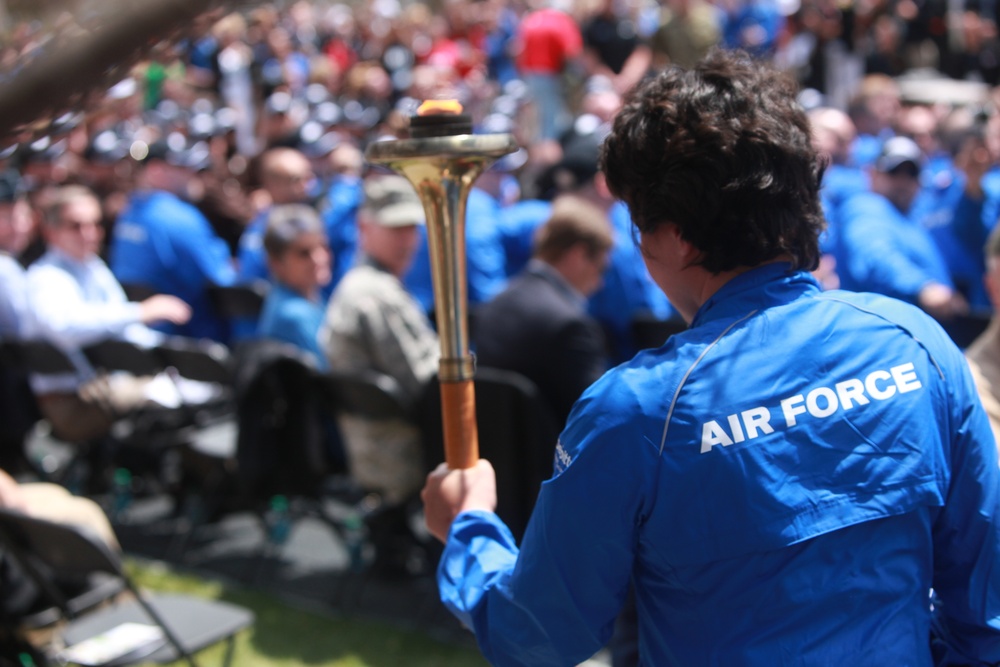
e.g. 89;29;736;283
440;379;479;469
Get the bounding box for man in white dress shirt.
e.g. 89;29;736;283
26;185;191;442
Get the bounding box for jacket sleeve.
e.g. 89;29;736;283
930;351;1000;665
177;207;237;287
437;383;656;666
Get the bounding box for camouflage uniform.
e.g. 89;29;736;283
320;258;439;503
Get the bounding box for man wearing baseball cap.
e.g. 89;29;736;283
320;174;439;576
835;135;968;320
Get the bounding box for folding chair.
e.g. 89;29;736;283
0;339;43;474
80;339;203;509
1;340;100;491
940;309;991;350
119;284;157;302
0;508;254;666
154;337;238;459
323;368;412;423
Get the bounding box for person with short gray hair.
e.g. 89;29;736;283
257;204;331;368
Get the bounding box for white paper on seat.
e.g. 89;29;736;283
60;621;165;665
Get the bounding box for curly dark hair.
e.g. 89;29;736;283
599;49;825;273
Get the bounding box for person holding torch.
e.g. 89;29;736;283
421;49;1000;665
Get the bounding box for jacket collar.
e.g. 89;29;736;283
690;262;820;329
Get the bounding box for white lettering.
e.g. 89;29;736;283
891;362;922;393
699;363;924;454
781;395;807;427
701;420;734;454
806;387;839;418
742;407;774;439
835;378;869;410
865;370;896;400
727;413;746;444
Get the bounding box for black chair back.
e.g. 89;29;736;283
207;283;268;319
0;509;120;584
0;340;42;469
157;337;233;385
420;367;561;540
233;340;330;501
5;339;77;375
631;313;688;351
324;368;411;422
82;339;164;377
0;509;123;625
941;310;991;350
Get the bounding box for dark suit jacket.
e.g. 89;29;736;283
473;262;608;426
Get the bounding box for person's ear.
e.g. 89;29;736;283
641;222;692;261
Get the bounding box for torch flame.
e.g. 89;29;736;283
417;99;464;116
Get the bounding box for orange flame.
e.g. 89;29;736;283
417;99;463;116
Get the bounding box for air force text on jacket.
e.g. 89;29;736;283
701;362;924;454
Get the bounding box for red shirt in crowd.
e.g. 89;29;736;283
516;8;583;75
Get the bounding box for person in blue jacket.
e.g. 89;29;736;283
257;204;331;370
905;105;992;311
236;147;316;286
836;135;968;321
111;140;235;342
421;49;1000;666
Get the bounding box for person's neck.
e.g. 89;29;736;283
680;256;793;323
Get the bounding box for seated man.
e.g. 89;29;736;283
320;175;438;501
257;204;332;369
474;194;613;427
320;175;439;574
111;142;235;342
836;136;968;320
26;185;191;443
237;147;316;285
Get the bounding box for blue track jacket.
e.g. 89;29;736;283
112;190;235;342
836;191;952;303
438;263;1000;666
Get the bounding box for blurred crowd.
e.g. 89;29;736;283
0;0;995;335
0;0;999;593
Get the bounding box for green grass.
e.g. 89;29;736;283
126;560;489;667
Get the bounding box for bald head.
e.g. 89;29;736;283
259;147;314;205
808;107;856;166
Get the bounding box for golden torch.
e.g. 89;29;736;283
365;101;518;469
